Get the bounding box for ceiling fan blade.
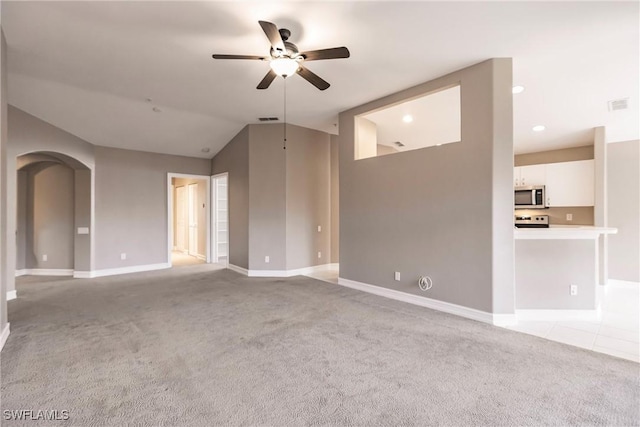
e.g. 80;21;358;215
300;47;350;61
297;64;330;91
258;20;285;53
257;69;278;90
212;54;268;60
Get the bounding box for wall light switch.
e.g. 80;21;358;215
318;251;322;259
394;272;401;281
120;253;127;260
566;213;573;221
42;254;48;262
265;256;270;263
77;227;89;235
317;225;322;232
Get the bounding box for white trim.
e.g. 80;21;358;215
18;269;73;277
492;314;518;326
607;279;640;287
7;290;17;301
196;254;206;261
516;309;601;322
0;323;10;352
73;271;92;279
337;277;495;325
228;264;248;275
15;269;27;277
82;263;171;278
245;264;337;278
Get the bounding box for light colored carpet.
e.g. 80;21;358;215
2;267;638;426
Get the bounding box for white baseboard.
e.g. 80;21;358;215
7;290;17;301
227;263;336;278
492;313;518;326
337;277;495;325
73;271;92;279
0;323;10;352
516;309;601;322
607;279;640;287
196;254;206;261
17;269;73;277
242;263;337;278
81;263;171;279
228;264;249;275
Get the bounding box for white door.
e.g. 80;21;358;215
188;183;198;256
175;186;187;252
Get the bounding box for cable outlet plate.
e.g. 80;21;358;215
570;285;578;296
394;272;401;281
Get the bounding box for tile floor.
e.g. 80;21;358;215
305;267;639;363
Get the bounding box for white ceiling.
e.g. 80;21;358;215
2;1;638;159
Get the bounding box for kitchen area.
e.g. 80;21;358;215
512;146;617;319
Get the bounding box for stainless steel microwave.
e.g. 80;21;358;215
515;185;547;209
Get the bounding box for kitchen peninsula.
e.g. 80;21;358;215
514;226;617;320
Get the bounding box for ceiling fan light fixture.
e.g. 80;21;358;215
270;57;299;77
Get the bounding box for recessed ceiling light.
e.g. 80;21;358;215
152;107;162;113
201;148;211;153
402;114;413;123
532;125;546;132
145;98;153;103
512;86;525;94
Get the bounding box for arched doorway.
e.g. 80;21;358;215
15;152;93;280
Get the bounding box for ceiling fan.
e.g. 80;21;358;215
212;21;350;91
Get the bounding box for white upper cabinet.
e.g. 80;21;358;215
545;160;595;207
515;164;546;187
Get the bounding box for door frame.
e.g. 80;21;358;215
167;173;211;266
211;172;229;267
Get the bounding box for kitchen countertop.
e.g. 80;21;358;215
514;225;618;240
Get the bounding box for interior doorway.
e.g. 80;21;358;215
168;174;210;267
211;173;229;266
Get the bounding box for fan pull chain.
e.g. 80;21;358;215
283;77;287;150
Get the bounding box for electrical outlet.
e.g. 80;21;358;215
394;271;401;281
265;256;270;263
317;225;322;232
42;254;48;262
566;213;573;221
570;285;578;296
120;253;127;260
317;251;322;259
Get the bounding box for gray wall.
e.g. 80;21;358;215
211;126;250;270
24;163;75;269
16;170;27;270
338;59;514;314
330;135;339;263
515;239;597;309
211;123;333;272
1;28;8;331
285;125;331;270
515;145;595;225
94;146;210;270
607;140;640;282
248;124;286;271
172;177;207;258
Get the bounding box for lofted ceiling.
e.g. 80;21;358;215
2;1;638;159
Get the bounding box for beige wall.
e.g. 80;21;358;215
607;140;640;282
338;59;514;314
515;145;595;225
515;145;593;166
211;126;250;270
